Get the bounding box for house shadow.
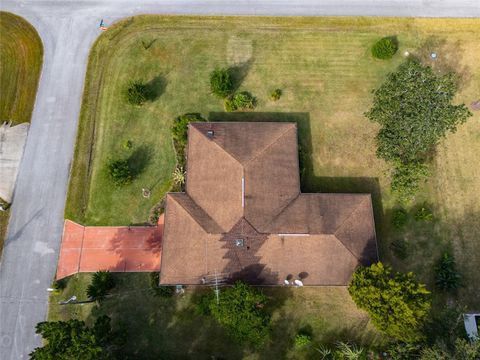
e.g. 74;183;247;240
208;111;386;256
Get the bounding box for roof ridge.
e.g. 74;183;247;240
332;196;370;260
168;193;224;234
244;124;297;166
257;192;302;232
188;124;243;168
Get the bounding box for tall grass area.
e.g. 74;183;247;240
60;16;480;354
0;12;43;255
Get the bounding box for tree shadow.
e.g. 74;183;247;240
127;144;153;178
228;60;253;92
145;75;167;102
86;277;295;359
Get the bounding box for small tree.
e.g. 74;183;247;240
435;252;461;291
107;159;132;186
87;270;115;302
371;37;398;59
124;80;150;105
208;281;270;346
30;316;115;359
348;262;431;342
210;68;233;98
365;59;472;200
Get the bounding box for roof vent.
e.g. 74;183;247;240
235;238;244;247
207;130;214;137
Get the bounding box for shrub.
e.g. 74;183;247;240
124;80;150;105
52;278;67;291
224;97;236;112
371;37;398;59
392;208;408;229
270;88;282;101
348;262;431;342
435;252;461;291
172;166;185;187
149;272;175;298
107;159;132;186
171;113;206;167
294;334;312;348
232;91;256;110
414;205;434;222
148;197;165;224
210;68;233;98
123;140;133;150
86;270;115;301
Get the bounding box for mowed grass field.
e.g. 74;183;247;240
59;16;480;355
49;274;382;359
0;12;43;255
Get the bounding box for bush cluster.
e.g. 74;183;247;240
210;68;234;98
224;91;256;112
107;159;132;186
171;113;207;167
124;80;150;105
371;37;398;60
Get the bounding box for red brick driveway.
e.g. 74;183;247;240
56;215;163;279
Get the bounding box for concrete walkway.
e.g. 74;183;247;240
0;122;29;203
0;1;479;358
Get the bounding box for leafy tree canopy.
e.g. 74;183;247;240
348;262;431;342
208;281;270;346
30;316;115;359
365;60;472;199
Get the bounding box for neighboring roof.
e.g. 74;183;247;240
160;122;378;286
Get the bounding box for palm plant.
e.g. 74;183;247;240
86;270;115;301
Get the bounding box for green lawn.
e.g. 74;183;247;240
0;11;43;255
49;274;383;359
59;15;480;355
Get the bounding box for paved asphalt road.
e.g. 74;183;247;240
0;0;479;358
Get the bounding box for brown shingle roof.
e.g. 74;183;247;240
160;122;378;286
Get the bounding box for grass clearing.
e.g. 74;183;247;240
49;274;383;358
60;15;480;354
0;11;43;256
